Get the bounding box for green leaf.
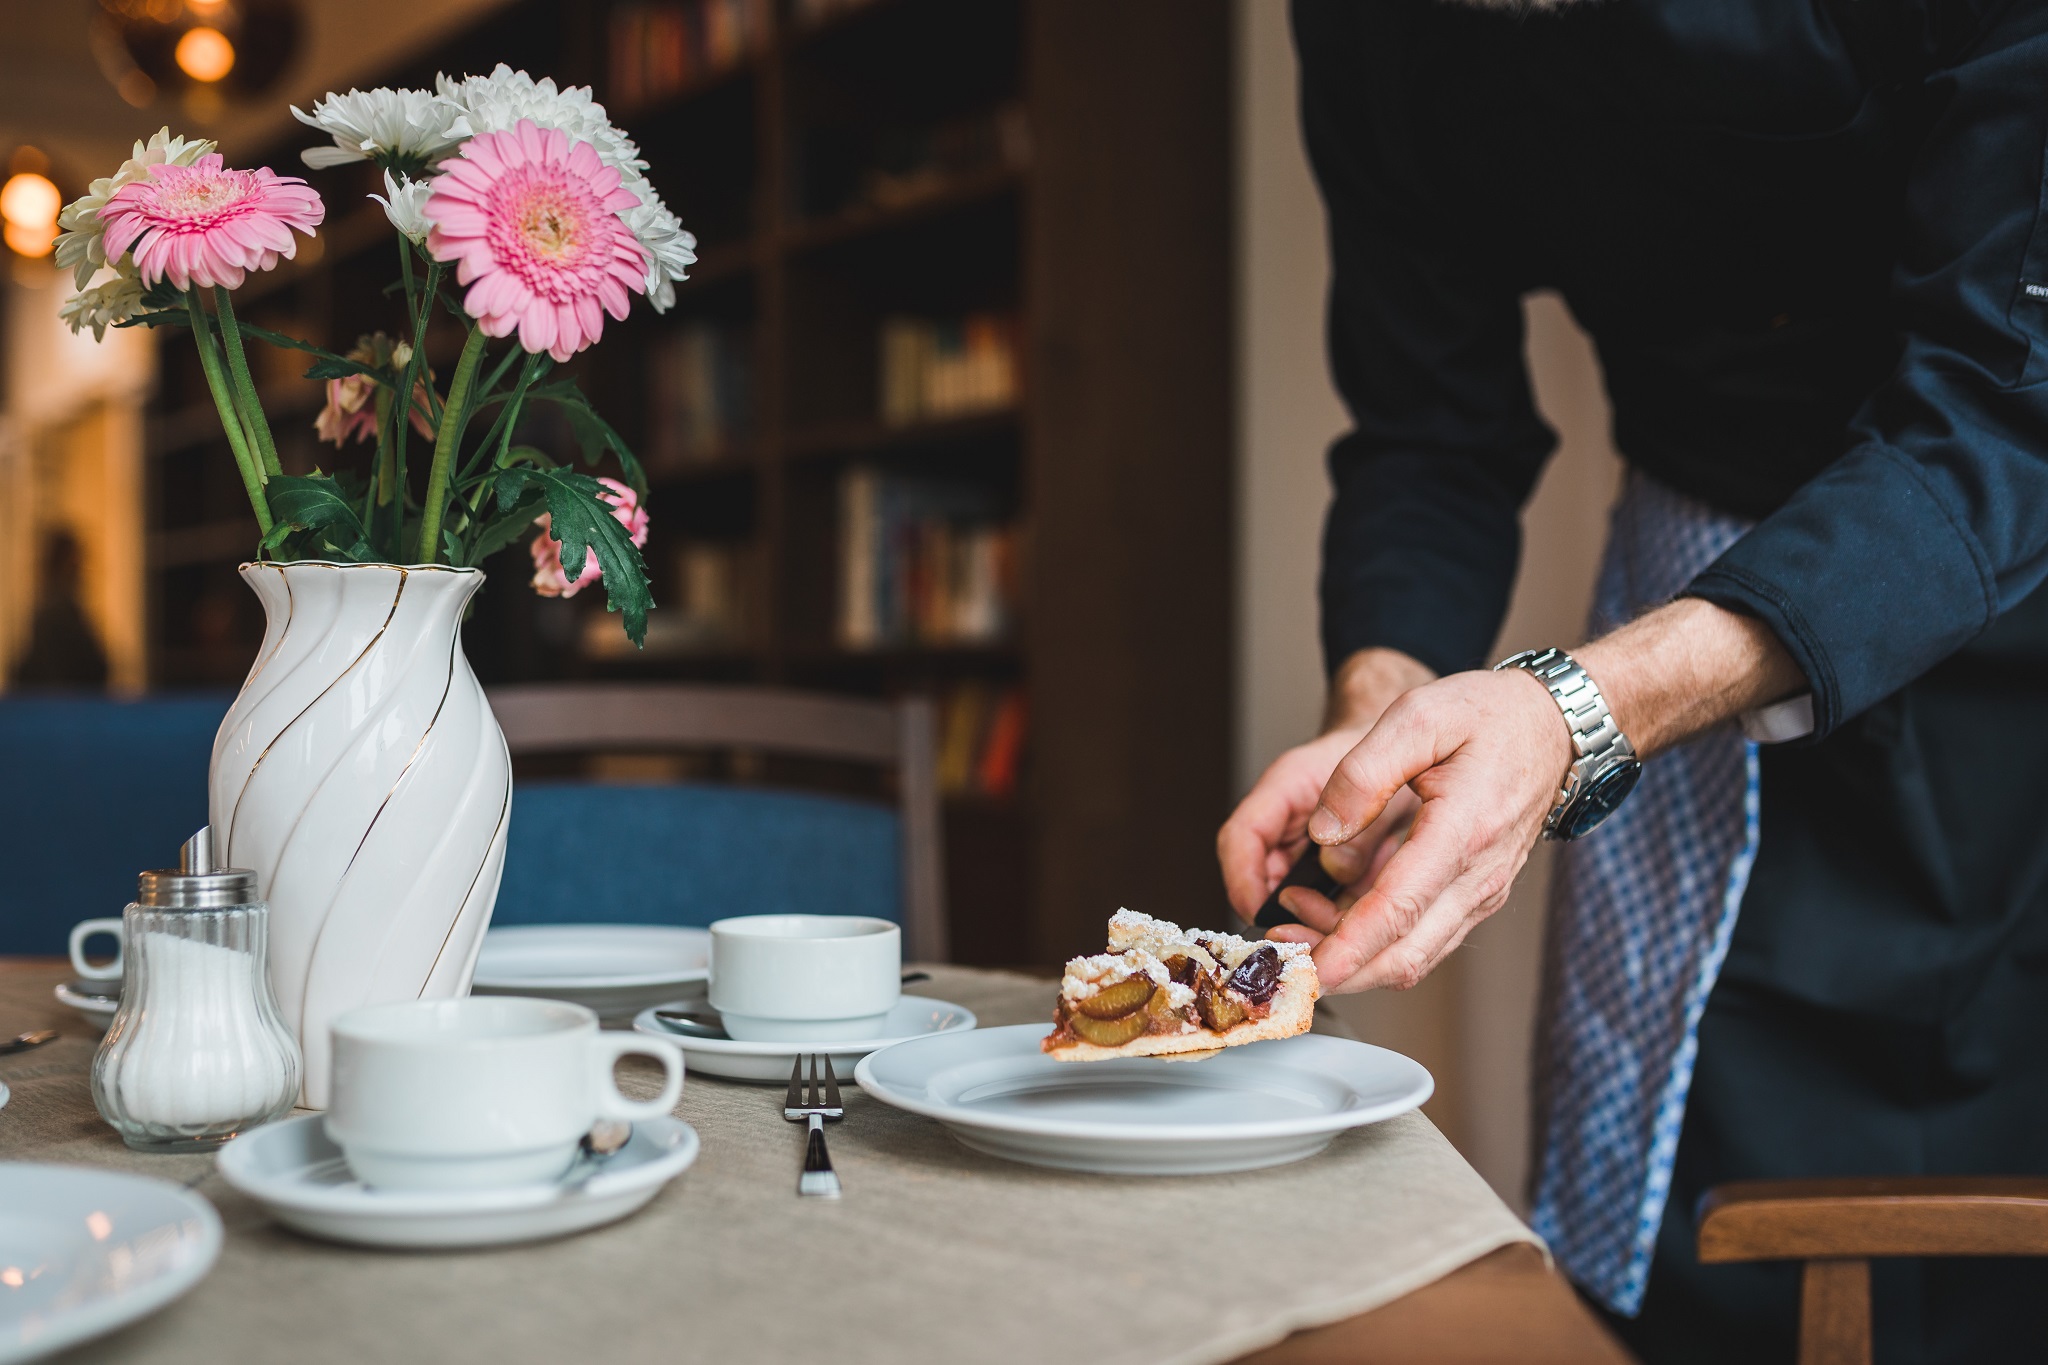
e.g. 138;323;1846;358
510;465;654;645
303;356;379;381
266;474;377;562
462;485;547;567
530;379;646;492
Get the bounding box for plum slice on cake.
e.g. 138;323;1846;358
1042;909;1321;1060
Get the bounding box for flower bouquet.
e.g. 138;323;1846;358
57;66;694;645
54;69;697;1106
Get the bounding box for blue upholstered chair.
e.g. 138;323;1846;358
0;695;229;955
486;684;947;960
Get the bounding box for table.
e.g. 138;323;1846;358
1;958;1629;1365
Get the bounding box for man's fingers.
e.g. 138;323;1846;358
1309;802;1470;988
1307;704;1446;846
1276;885;1341;932
1218;816;1283;918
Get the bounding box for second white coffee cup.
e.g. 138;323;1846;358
70;917;126;982
708;914;901;1043
326;996;684;1191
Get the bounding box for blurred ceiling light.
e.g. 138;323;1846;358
95;0;300;104
174;26;234;82
2;170;62;259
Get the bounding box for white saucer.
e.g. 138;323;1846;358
470;924;711;1023
216;1113;700;1250
0;1163;222;1364
54;983;119;1034
854;1024;1435;1175
632;988;977;1083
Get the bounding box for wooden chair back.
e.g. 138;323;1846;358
1696;1176;2048;1365
486;683;946;961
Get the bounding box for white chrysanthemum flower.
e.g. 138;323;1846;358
620;185;697;312
291;87;466;170
371;169;434;245
437;64;694;311
60;262;148;340
54;126;216;290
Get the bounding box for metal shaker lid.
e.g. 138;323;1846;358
137;827;260;909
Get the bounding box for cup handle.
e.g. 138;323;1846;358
69;918;125;981
592;1034;685;1122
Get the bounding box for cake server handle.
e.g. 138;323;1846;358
1251;844;1345;931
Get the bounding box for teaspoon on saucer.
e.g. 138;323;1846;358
0;1030;57;1056
655;971;935;1040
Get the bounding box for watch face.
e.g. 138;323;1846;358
1561;760;1643;840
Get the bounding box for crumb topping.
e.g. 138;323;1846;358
1066;910;1310;1006
1060;949;1167;1002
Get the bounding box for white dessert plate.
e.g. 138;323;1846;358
216;1113;699;1250
53;983;119;1034
470;924;711;1022
632;988;976;1083
0;1163;222;1364
854;1023;1435;1175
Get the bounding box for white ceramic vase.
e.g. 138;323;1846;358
209;562;511;1108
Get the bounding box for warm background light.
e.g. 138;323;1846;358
1;170;61;258
174;26;235;82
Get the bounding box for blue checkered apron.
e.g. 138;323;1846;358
1526;472;1761;1315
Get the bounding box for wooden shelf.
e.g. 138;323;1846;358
781;166;1023;255
782;407;1018;463
146;384;323;457
612;51;761;120
645;451;759;483
681;237;759;285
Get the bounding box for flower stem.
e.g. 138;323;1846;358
416;325;488;565
392;261;441;503
187;293;273;536
212;288;282;479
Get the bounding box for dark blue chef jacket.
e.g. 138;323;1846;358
1295;1;2048;1361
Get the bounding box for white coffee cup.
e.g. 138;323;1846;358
708;915;901;1043
325;996;684;1191
69;918;125;982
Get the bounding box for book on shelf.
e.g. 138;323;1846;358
787;0;875;30
648;321;753;466
608;0;766;112
837;468;1017;650
878;313;1019;427
935;683;1028;801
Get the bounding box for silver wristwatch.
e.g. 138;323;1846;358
1494;647;1642;841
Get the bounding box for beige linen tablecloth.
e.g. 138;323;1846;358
0;960;1540;1365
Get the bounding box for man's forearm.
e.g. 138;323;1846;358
1325;648;1438;732
1575;598;1804;758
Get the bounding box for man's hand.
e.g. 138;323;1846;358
1266;668;1568;992
1271;598;1803;996
1217;648;1435;923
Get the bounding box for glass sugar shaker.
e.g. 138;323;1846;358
91;826;302;1151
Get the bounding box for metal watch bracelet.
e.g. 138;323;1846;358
1495;647;1640;840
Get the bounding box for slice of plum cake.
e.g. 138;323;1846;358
1042;909;1320;1061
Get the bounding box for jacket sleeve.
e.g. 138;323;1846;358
1686;3;2048;739
1295;0;1557;680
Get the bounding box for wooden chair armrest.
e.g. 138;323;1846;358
1698;1177;2048;1263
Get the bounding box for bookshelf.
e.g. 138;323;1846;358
140;0;1232;967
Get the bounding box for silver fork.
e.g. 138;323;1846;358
784;1054;844;1198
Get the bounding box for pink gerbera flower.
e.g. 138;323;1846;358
530;478;649;598
98;153;323;291
423;120;650;363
